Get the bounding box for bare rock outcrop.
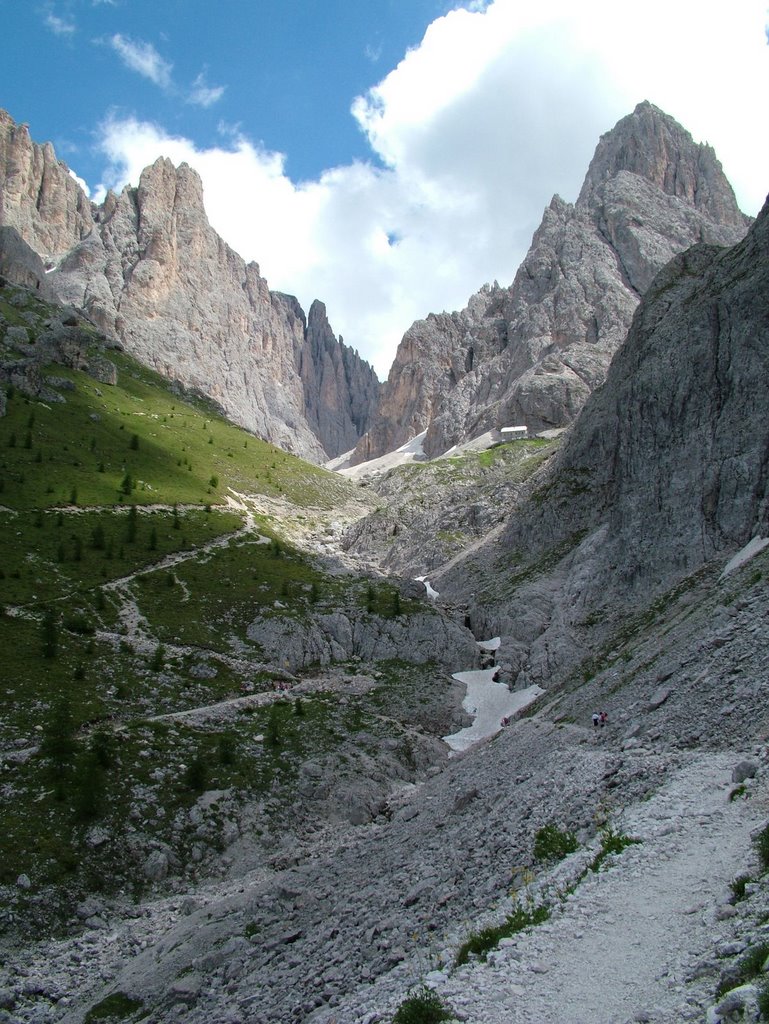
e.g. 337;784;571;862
352;102;751;464
0;111;378;462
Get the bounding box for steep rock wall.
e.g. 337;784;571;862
352;102;750;464
0;111;378;462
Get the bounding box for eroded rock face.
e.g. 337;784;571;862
297;300;380;459
438;197;769;690
0;111;94;258
352;102;750;464
0;113;379;462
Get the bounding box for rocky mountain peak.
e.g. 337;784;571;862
352;103;751;465
0;110;378;462
577;101;746;229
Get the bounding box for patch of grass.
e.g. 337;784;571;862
590;826;641;873
729;873;753;903
533;823;579;863
715;942;769;998
729;784;749;802
83;991;145;1022
758;979;769;1020
455;902;550;966
392;986;455;1023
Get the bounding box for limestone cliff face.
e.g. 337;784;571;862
297;300;380;459
352;102;750;464
0;111;94;257
0;112;378;462
438;196;769;689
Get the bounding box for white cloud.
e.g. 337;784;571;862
188;73;226;109
45;11;76;36
108;33;173;89
91;0;769;379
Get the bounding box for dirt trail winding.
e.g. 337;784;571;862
438;751;766;1024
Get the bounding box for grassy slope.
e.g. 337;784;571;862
0;287;447;933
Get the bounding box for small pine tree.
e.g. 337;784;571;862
126;505;138;543
217;733;236;765
69;486;78;505
265;704;282;747
129;433;139;450
41;607;58;658
41;696;76;780
73;752;105;821
148;526;157;551
149;644;165;672
184;756;208;793
121;471;133;495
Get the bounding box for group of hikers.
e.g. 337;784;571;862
592;711;609;728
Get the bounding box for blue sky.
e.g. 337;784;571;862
2;1;768;377
4;0;449;183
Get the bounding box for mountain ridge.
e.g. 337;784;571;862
352;102;750;465
0;111;379;462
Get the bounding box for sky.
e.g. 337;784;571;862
2;1;768;378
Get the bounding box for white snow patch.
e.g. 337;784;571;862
334;431;427;480
477;636;500;652
720;536;769;578
414;575;439;600
443;668;544;752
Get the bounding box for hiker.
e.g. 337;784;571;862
592;712;600;728
600;711;608;727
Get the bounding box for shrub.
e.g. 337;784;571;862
533;823;578;863
392;986;454;1024
758;980;769;1020
217;733;237;766
754;822;769;872
41;607;58;658
84;992;144;1022
63;613;95;635
730;873;752;903
590;826;640;872
184;757;208;793
149;644;165;672
455;902;550;966
40;698;76;779
715;942;769;998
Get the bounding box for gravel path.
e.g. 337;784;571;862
432;751;766;1024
